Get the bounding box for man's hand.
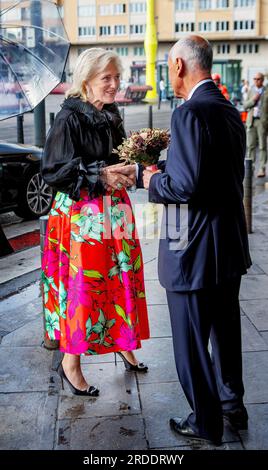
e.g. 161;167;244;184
143;169;159;189
254;93;261;103
108;164;136;188
100;166;134;191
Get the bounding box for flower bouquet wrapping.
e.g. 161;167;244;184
113;127;170;191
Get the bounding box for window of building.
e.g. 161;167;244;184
114;4;127;14
21;7;30;20
198;21;212;32
175;22;195;32
199;0;212;9
78;5;96;17
116;47;128;56
175;0;194;10
236;42;259;54
130;2;146;13
134;46;145;56
78;26;96;36
216;21;229;31
217;43;230;53
114;25;126;35
99;26;111;36
216;0;229;7
234;0;255;7
130;24;145;34
100;3;126;15
234;20;255;30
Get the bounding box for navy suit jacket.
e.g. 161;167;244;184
149;81;251;291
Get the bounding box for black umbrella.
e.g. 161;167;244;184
0;0;70;120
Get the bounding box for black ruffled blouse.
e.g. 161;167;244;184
41;97;126;201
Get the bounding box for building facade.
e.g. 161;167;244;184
59;0;268;91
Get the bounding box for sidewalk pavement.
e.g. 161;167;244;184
0;186;268;452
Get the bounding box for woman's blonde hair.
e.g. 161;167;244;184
66;48;123;101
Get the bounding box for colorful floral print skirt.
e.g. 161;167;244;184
41;188;150;355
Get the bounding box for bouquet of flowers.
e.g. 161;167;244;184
113;128;170;170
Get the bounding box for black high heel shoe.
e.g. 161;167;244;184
114;352;148;372
57;363;99;396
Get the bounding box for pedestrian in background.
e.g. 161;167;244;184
243;72;268;178
41;48;149;397
159;76;166;101
212;73;230;100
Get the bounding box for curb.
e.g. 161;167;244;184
0;268;41;300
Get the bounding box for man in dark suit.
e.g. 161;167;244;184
143;35;251;446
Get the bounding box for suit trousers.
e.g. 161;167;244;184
247;118;267;169
166;277;245;440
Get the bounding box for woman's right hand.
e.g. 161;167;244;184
100;166;135;191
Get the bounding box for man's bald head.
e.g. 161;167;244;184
169;35;213;74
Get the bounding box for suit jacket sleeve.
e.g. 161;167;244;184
149;106;202;204
136;159;166;188
243;91;257;111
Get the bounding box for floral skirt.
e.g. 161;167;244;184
41;188;150;355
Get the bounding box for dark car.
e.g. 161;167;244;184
0;141;54;219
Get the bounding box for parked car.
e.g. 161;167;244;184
0;141;54;219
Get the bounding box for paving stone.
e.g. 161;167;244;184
135;337;177;385
258;263;268;275
57;362;140;419
144;258;158;280
82;351;120;365
246;264;265;275
145;280;167;305
55;415;147;450
248;233;268;250
249;250;268;265
240;299;268;330
1;317;43;347
241;316;267;352
243;351;268;404
238;403;268;450
0;391;58;450
147;304;172;338
260;331;268;346
0;346;53;392
0;282;42;333
140;382;239;449
240;275;268;300
0;246;41;285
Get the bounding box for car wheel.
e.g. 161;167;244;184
14;171;54;219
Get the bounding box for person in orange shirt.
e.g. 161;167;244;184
212;73;230;100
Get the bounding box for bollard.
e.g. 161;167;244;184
243;158;253;234
17;115;24;144
49;112;55;128
40;215;59;350
148;105;153;129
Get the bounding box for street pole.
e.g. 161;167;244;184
144;0;158;102
31;0;46;147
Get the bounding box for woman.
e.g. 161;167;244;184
41;48;150;397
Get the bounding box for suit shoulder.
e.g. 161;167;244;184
172;101;198;120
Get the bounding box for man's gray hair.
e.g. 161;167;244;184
170;36;213;73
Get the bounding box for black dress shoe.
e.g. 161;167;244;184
57;363;99;397
114;352;148;372
222;406;248;430
170;417;222;446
